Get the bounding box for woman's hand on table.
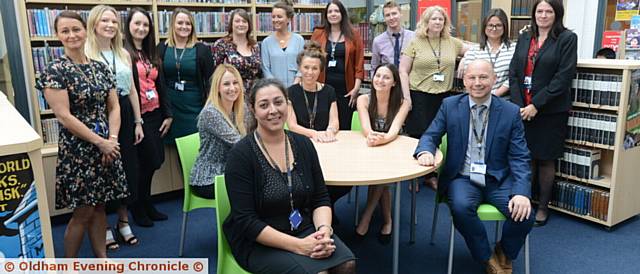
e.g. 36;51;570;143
313;130;337;143
366;132;384;147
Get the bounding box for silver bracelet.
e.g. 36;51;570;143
316;224;333;235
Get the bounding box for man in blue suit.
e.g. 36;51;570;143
414;60;533;274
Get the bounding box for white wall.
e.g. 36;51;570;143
565;0;600;58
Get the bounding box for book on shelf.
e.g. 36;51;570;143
32;46;64;76
27;9;131;37
557;145;601;180
568;110;617;147
256;0;328;4
41;118;60;145
547;180;609;221
158;10;229;36
256;12;321;33
36;90;50;111
161;0;249;3
511;0;534;17
358;23;371;53
571;72;622;107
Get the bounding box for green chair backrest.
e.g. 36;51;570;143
351;111;362;131
175;133;216;212
215;175;251;274
438;134;448;175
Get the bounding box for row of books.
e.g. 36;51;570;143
158;10;229;36
32;46;64;76
41;118;60;145
35;90;49;112
557;146;601;180
510;0;534;16
256;0;328;4
571;73;623;107
255;12;321;33
161;0;248;3
357;23;371;53
509;19;529;41
568;110;617;147
27;9;129;37
551;181;609;221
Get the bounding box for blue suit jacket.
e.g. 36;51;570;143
414;94;532;197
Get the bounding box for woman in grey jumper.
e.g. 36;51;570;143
189;64;247;198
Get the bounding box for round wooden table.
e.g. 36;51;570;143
313;131;442;274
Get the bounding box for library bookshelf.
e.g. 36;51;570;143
18;0;326;216
552;59;640;227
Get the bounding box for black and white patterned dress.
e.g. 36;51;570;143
37;56;129;209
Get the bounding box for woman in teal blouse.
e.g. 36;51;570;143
158;8;214;143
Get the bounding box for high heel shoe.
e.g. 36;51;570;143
353;230;367;242
534;210;550;227
116;220;139;246
377;230;392;245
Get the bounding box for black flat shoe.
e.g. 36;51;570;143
377;230;392;245
534;217;548;227
146;204;168;221
131;207;153;227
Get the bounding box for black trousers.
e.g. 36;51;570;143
133;109;166;208
405;91;453;138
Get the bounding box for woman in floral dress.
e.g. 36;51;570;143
37;11;128;258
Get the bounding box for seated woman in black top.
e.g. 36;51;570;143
354;63;410;244
287;41;339;143
223;78;356;274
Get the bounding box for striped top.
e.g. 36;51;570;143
462;42;516;96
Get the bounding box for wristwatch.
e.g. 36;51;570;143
134;118;144;125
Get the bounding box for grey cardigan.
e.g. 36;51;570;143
189;104;242;187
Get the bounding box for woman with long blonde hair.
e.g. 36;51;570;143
399;5;468;191
86;4;144;251
189;64;247;199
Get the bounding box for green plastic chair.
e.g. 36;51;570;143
428;136;530;274
446;203;530;274
351;111;362;131
430;134;448;244
175;133;216;257
215;175;251;274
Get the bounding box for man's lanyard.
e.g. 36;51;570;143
426;36;442;69
386;29;404;51
471;106;490;157
174;46;187;81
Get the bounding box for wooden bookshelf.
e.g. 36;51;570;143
19;0;329;217
550;60;640;227
572;102;619;112
555;173;612;189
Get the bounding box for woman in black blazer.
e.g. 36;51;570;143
509;0;577;226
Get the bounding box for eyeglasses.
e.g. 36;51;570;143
486;24;504;30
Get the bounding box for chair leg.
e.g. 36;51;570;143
178;212;188;257
525;234;530;274
354;186;360;226
494;221;500;243
410;181;417;244
430;199;440;245
447;221;455;274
